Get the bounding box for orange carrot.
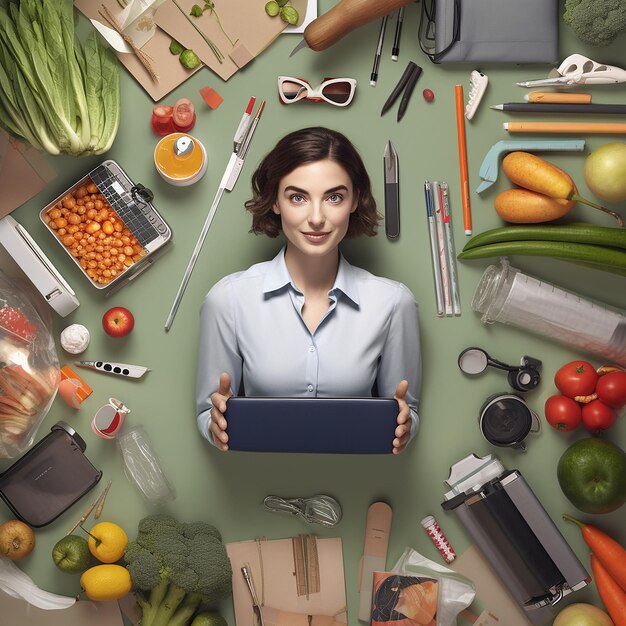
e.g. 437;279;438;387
591;554;626;626
564;515;626;592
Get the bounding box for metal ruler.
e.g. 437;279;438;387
292;535;320;598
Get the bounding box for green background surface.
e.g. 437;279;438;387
2;1;626;623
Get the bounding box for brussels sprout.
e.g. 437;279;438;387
169;40;185;55
265;1;280;17
279;5;299;24
180;49;201;70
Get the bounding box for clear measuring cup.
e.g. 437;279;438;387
471;258;626;367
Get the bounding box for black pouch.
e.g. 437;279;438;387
0;422;101;527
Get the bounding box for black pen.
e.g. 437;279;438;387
370;15;388;86
491;102;626;115
397;65;421;121
391;7;404;61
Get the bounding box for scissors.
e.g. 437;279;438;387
517;54;626;88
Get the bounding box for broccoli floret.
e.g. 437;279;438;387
124;515;232;626
563;0;626;46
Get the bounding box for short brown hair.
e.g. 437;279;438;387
245;127;380;238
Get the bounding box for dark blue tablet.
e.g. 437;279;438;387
224;397;399;454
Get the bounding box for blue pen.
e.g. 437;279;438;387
424;181;445;317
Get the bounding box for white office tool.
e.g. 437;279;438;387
465;70;488;120
0;215;79;317
517;54;626;88
75;361;150;379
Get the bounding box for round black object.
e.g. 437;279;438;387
480;394;533;446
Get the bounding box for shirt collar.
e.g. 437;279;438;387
262;247;360;305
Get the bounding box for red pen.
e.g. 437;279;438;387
233;96;256;153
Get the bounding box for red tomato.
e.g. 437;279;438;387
596;370;626;408
544;394;582;432
151;105;174;136
152;105;173;121
554;360;598;398
172;98;196;131
581;399;617;433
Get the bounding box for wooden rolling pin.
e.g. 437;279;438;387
298;0;416;52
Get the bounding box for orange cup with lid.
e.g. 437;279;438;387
154;133;207;186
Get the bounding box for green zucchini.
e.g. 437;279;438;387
457;240;626;277
462;223;626;252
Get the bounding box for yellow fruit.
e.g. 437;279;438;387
80;564;132;601
87;522;128;563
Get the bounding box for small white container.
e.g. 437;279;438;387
154;133;207;186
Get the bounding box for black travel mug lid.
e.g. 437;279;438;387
479;393;536;449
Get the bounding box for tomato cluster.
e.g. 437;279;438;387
544;360;626;433
151;98;196;136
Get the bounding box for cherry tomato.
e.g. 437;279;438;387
581;399;617;433
544;394;582;432
595;370;626;409
554;360;598;398
172;98;196;132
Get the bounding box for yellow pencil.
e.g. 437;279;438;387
504;122;626;134
525;92;592;104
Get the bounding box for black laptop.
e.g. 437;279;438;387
224;397;399;454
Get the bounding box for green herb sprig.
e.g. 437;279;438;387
190;1;239;48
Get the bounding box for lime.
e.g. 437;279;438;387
191;612;228;626
52;535;92;573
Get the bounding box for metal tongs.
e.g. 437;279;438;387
263;494;342;527
517;54;626;88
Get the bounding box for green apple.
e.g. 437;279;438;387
584;142;626;202
553;603;613;626
557;437;626;514
52;535;92;573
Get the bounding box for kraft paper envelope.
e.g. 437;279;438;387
74;0;201;102
0;595;124;626
0;130;56;219
226;537;347;626
452;546;533;626
154;0;307;81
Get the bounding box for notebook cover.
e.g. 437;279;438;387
224;397;398;454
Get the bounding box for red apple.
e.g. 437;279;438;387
102;306;135;337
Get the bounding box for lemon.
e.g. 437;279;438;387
87;522;128;563
80;564;132;601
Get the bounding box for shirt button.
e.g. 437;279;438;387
307;384;314;392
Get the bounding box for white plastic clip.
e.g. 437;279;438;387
466;70;489;120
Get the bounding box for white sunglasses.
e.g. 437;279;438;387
277;76;357;107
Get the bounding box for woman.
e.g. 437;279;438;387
196;127;421;453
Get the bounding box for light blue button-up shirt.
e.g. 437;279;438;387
196;248;422;445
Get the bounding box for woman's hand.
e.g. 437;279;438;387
393;380;411;454
209;372;232;451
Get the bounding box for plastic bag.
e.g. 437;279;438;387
0;270;59;458
390;547;475;626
